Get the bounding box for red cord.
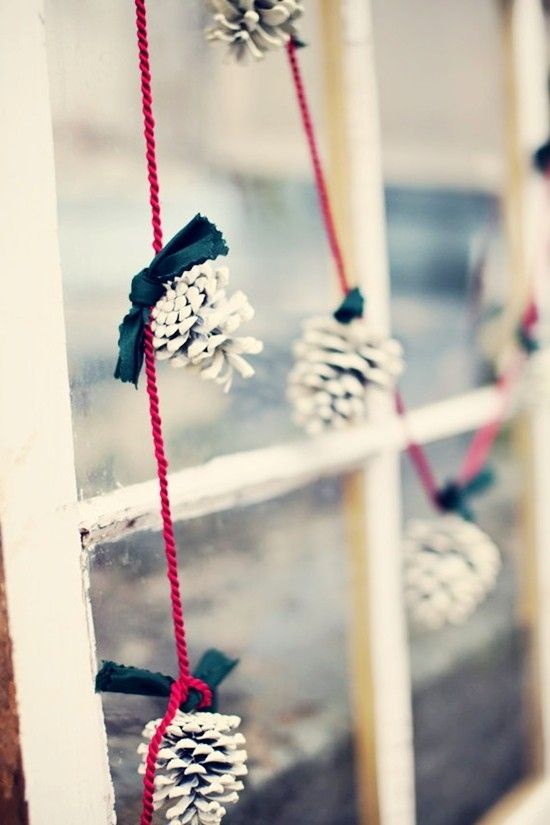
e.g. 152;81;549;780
139;682;184;825
133;2;211;822
395;390;439;505
456;357;524;486
287;41;351;296
135;0;163;254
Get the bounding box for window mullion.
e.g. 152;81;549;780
324;2;416;822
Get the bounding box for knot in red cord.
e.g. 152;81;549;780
181;676;213;710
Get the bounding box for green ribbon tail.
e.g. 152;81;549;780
114;305;150;387
516;325;539;355
463;466;495;497
95;661;174;698
436;466;496;522
333;287;365;324
95;648;238;713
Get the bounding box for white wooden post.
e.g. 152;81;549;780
0;1;114;822
504;0;550;780
337;2;416;823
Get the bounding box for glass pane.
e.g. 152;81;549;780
372;0;510;406
89;477;363;824
46;1;333;497
401;424;541;824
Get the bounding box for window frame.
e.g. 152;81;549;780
2;0;550;823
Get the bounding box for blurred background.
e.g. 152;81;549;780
44;1;545;822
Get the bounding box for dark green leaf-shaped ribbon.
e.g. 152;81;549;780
435;466;495;522
95;648;238;713
533;139;550;174
516;325;539;355
333;287;365;324
115;214;228;386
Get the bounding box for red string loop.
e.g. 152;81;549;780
186;677;214;710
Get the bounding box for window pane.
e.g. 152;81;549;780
46;1;332;497
401;424;541;824
373;0;509;406
89;477;363;824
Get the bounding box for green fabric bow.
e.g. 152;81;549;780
516;325;539;355
333;287;365;324
95;648;238;713
435;466;495;522
115;214;228;386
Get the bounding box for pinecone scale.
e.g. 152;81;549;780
287;316;404;433
205;0;304;61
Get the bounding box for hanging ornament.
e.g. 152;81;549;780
150;261;262;392
97;650;245;824
204;0;305;61
402;510;501;631
138;711;247;825
114;214;261;388
287;289;404;434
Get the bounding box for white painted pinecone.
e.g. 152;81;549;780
205;0;304;61
522;347;550;407
151;262;262;393
402;515;501;631
287;316;404;434
138;711;247;825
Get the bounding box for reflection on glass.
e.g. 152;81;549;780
401;427;539;825
89;478;362;824
389;188;499;407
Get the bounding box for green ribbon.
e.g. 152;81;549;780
435;466;495;522
516;325;539;355
115;214;228;386
534;139;550;174
95;648;238;713
333;287;365;324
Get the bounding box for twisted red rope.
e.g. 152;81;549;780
394;390;439;505
287;41;351;296
133;2;212;823
135;0;162;255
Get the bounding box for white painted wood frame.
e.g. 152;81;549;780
2;0;550;823
0;0;114;822
506;0;550;803
337;2;416;822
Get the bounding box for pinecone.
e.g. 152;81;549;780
205;0;304;61
150;262;262;392
138;711;247;825
402;515;501;630
287;316;404;434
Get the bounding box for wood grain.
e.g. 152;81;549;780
0;535;28;825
